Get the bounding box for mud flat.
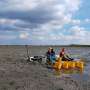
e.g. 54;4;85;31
0;45;89;90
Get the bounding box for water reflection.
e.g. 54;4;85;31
54;68;84;76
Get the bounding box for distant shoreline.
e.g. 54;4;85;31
0;44;90;47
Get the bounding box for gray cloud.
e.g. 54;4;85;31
0;9;54;23
0;0;81;31
0;0;84;45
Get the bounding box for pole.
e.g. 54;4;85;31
25;45;30;61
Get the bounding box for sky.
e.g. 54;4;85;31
0;0;90;45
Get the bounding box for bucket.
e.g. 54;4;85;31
75;61;84;69
62;61;69;69
68;61;76;68
53;58;62;70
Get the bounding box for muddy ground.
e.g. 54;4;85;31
0;45;89;90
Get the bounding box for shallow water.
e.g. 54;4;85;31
28;46;90;77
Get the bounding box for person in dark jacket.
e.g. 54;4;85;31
59;48;73;61
46;47;56;64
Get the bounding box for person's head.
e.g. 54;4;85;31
61;48;65;52
48;47;52;52
51;48;54;52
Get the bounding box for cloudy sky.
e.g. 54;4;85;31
0;0;90;45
